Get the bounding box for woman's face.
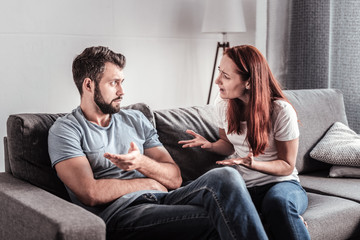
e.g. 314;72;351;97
215;55;250;103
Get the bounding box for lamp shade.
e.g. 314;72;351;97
202;0;246;33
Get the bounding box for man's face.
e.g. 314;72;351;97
94;62;125;114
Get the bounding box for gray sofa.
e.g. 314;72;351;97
1;89;359;240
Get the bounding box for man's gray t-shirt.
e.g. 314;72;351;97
48;106;163;222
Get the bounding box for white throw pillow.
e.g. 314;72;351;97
310;122;360;167
329;166;360;178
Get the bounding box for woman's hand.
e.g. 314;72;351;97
178;130;212;149
216;153;253;168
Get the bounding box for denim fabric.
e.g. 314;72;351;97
107;167;268;240
249;180;310;240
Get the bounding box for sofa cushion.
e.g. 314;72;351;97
310;122;360;167
303;192;360;240
284;89;348;174
329;166;360;178
299;171;360;203
154;105;226;182
6;103;153;201
7;113;69;200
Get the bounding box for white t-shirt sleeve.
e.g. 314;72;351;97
273;101;300;141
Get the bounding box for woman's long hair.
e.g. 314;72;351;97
225;45;288;156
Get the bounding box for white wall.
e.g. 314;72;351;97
0;0;262;172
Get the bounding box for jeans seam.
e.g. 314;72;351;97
169;186;237;240
108;215;209;231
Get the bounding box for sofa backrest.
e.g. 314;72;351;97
284;89;348;173
6;113;70;200
4;89;348;197
4;103;154;201
154;106;224;182
154;89;349;180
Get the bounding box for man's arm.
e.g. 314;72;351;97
104;142;182;190
55;143;181;207
55;158;168;207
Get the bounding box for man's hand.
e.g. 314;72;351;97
104;142;182;190
104;142;142;171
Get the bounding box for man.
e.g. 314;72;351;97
48;46;268;240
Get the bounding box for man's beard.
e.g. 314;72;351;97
94;85;121;114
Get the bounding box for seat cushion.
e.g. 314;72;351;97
300;171;360;203
304;192;360;240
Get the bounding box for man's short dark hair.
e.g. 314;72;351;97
72;46;126;95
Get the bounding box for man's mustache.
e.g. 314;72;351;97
111;96;123;103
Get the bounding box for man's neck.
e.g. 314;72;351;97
80;102;111;127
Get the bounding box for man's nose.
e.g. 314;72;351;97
117;84;124;95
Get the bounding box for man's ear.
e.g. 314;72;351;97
82;78;93;93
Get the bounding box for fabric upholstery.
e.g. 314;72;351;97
6;113;70;200
122;102;156;127
5;103;153;201
0;172;105;240
310;122;360;167
284;89;348;173
154;105;225;182
329;166;360;178
299;171;360;203
3;137;11;174
303;192;360;240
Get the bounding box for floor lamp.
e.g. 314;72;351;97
202;0;247;104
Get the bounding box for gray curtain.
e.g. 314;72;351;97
267;0;360;133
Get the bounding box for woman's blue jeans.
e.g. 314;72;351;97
107;167;268;240
248;180;311;240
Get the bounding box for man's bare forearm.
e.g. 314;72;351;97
82;177;167;207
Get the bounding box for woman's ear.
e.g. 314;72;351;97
245;81;250;90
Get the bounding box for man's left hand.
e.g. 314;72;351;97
104;142;142;171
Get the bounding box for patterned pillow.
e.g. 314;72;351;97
310;122;360;167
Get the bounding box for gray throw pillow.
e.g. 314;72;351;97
310;122;360;167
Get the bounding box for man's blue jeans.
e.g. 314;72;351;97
248;180;311;240
107;167;268;240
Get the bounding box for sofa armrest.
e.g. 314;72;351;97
0;173;106;240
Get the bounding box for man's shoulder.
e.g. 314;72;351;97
115;108;148;123
50;107;83;134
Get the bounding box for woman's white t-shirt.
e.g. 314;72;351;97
215;96;300;188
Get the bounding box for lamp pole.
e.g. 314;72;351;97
207;33;229;104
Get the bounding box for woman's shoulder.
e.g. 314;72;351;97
273;99;294;112
272;99;297;119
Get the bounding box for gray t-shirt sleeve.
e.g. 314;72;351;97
48;118;85;168
138;112;163;149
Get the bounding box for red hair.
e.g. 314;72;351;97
225;45;288;156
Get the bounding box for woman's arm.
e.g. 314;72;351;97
217;138;298;176
178;128;235;156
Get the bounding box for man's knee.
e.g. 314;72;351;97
204;167;246;189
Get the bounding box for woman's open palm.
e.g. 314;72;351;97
178;130;212;149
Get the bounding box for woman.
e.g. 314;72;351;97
179;45;310;240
